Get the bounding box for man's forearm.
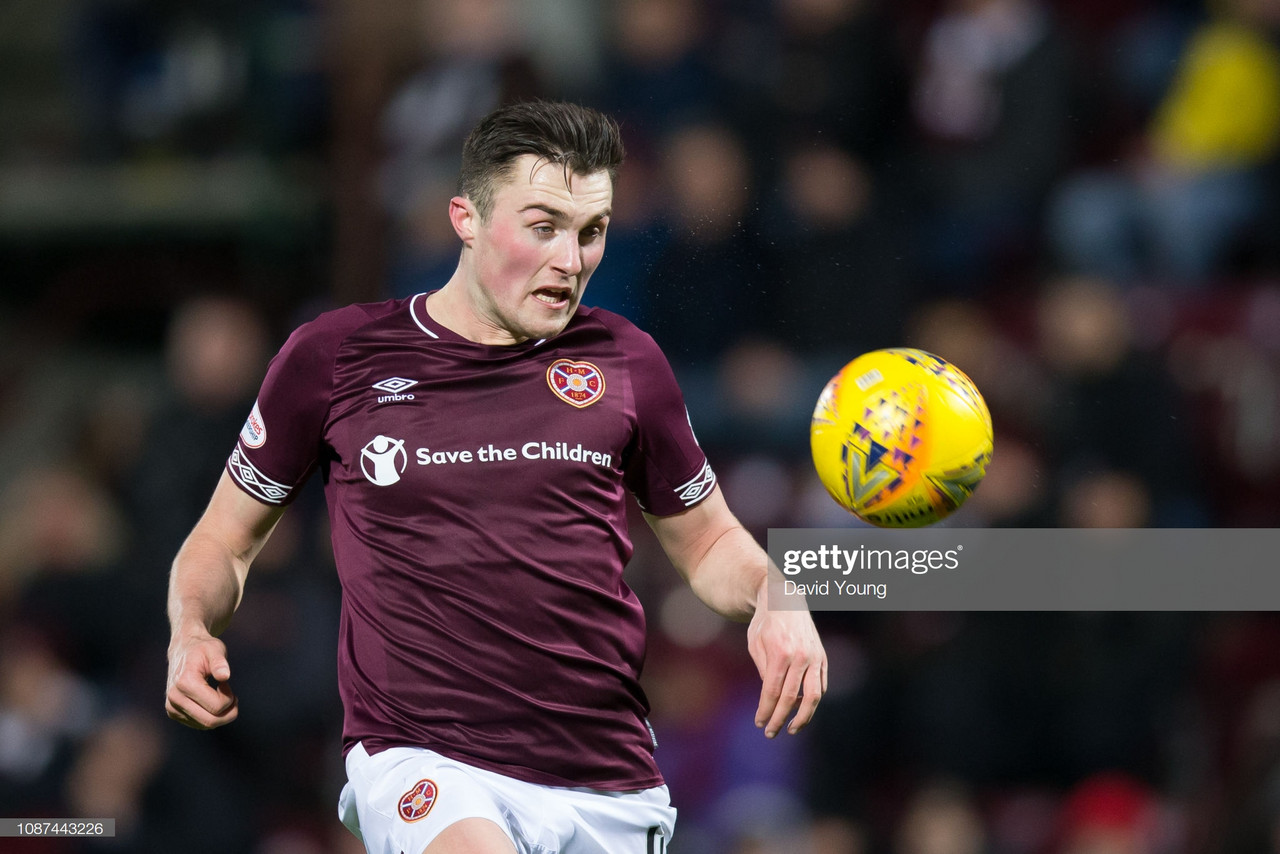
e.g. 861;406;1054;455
167;470;284;640
684;525;773;623
167;529;250;639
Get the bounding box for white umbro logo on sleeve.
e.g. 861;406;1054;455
373;377;418;403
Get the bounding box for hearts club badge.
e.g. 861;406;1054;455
398;778;438;822
547;359;605;408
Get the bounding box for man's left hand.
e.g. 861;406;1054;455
747;605;827;737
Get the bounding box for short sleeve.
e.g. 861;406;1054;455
226;316;346;505
622;330;717;516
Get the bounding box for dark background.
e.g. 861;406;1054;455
3;0;1280;852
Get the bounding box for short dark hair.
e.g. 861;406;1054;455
458;100;626;220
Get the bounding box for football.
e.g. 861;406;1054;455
810;348;993;527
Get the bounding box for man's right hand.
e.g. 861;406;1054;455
164;471;285;730
165;631;238;729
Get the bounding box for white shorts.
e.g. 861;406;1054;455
337;742;676;854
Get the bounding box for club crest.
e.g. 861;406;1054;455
547;359;605;408
398;778;438;822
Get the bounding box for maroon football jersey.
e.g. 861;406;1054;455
226;293;716;790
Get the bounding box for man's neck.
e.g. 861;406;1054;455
424;277;524;347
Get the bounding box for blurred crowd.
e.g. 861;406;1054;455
3;0;1280;852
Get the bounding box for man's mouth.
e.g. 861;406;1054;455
533;287;572;307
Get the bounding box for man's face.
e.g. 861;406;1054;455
457;154;613;345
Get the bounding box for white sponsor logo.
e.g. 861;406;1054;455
240;401;267;448
409;440;613;469
373;377;418;403
361;435;408;486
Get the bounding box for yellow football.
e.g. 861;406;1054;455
810;348;993;527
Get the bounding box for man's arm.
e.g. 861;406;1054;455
645;486;827;738
165;470;285;730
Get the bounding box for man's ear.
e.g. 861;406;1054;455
450;196;478;245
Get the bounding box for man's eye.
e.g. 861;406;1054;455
533;225;555;236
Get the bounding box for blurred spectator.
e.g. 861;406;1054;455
721;0;910;164
105;720;257;853
1166;286;1280;525
598;0;722;144
908;0;1077;290
125;295;270;596
765;140;915;359
0;466;125;609
1058;469;1153;528
70;379;154;503
0;465;147;684
64;711;166;842
1054;772;1170;854
0;628;102;817
1032;276;1206;526
894;780;989;854
643;121;778;366
516;0;607;101
689;339;813;465
1049;0;1280;284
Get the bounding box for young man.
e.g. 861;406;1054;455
165;101;826;854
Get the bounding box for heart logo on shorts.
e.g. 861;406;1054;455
398;778;438;822
547;359;605;408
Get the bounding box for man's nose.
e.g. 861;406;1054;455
553;234;583;276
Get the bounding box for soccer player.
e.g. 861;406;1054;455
165;100;826;854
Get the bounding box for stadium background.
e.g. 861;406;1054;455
2;0;1280;851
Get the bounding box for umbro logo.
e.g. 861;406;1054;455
373;377;418;403
373;377;417;393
